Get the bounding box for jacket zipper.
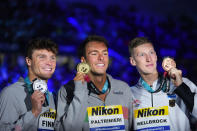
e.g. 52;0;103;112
151;92;153;107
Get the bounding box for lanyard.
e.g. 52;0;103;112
140;78;154;93
140;75;170;93
88;77;110;95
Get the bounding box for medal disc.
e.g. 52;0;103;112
33;79;47;93
77;62;90;74
162;57;176;71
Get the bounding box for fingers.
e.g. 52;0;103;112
168;68;182;79
31;91;45;117
73;72;86;83
168;67;183;87
32;91;45;105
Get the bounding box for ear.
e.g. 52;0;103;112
26;57;31;66
130;56;136;66
81;56;86;63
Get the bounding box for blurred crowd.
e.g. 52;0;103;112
0;0;197;92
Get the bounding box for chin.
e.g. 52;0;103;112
91;71;106;76
145;70;157;75
40;74;53;80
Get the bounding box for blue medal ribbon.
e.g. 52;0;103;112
140;77;168;93
140;78;154;93
101;80;108;93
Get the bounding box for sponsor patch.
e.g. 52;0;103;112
134;106;170;131
38;108;56;131
87;105;125;131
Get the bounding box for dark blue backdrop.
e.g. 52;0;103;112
0;0;197;93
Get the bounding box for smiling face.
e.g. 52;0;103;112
130;43;157;75
26;49;56;81
82;41;109;76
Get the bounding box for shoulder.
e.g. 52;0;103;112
130;82;144;94
107;74;130;89
182;77;197;92
107;74;133;97
59;80;74;90
0;82;24;105
0;80;25;97
58;80;78;97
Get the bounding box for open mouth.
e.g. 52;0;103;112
96;63;105;67
43;68;53;72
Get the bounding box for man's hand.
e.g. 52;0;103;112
31;90;45;117
73;72;86;83
168;67;183;87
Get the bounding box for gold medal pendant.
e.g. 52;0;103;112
162;57;176;72
77;62;90;74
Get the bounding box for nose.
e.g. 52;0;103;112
46;57;54;65
146;54;151;62
98;54;104;61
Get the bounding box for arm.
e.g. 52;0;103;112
0;88;37;131
55;80;88;131
168;68;197;116
181;78;197;118
127;87;134;130
120;82;134;130
54;80;74;131
174;82;194;112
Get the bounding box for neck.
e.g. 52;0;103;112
28;72;48;83
140;72;158;86
28;73;36;82
89;73;107;90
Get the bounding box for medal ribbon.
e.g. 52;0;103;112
140;76;168;93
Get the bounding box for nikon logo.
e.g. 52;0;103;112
134;106;168;118
40;112;56;119
91;107;119;116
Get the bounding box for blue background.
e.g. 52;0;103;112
0;0;197;93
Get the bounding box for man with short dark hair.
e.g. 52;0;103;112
129;37;197;131
55;35;134;131
0;38;58;131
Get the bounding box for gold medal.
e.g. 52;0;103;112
162;57;176;72
77;62;90;74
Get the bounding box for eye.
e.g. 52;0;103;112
38;55;46;59
90;52;97;55
103;52;108;55
139;53;144;56
150;51;155;55
51;56;56;61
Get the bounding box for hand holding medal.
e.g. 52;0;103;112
161;57;182;107
74;62;91;82
162;57;182;87
162;57;177;107
77;62;90;74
